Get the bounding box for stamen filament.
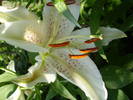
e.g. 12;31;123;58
80;47;99;53
85;38;101;44
69;54;88;59
48;41;70;47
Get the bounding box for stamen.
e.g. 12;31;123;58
85;38;101;44
48;41;70;47
80;47;99;53
47;0;76;6
69;54;88;59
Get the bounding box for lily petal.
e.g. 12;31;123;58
7;87;25;100
0;6;37;23
69;28;96;49
13;56;56;87
46;48;107;100
100;27;127;46
42;0;80;44
0;20;48;52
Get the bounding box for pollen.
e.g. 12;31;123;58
48;41;70;47
69;54;88;59
80;47;99;53
24;28;43;44
84;38;101;44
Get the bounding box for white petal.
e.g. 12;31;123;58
7;87;25;100
0;20;30;38
100;27;127;46
46;48;107;100
0;6;37;22
42;0;80;43
69;28;96;49
14;56;56;87
0;21;48;52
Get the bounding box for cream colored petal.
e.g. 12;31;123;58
69;28;96;49
55;28;96;50
42;0;80;44
100;27;127;46
0;6;37;23
7;87;25;100
14;56;56;88
46;48;107;100
0;20;30;39
0;21;48;52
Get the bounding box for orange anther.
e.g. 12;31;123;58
49;41;70;47
84;38;101;44
80;47;99;53
69;54;88;59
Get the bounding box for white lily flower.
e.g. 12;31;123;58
0;0;126;100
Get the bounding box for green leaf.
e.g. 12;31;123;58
46;88;57;100
52;0;81;28
27;91;35;100
35;85;42;100
108;89;129;100
89;0;103;34
101;65;133;89
0;72;17;83
51;80;76;100
120;54;133;70
0;84;16;100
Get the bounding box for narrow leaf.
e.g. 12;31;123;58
52;0;81;28
46;88;57;100
52;80;76;100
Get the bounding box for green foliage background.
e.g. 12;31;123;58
0;0;133;100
